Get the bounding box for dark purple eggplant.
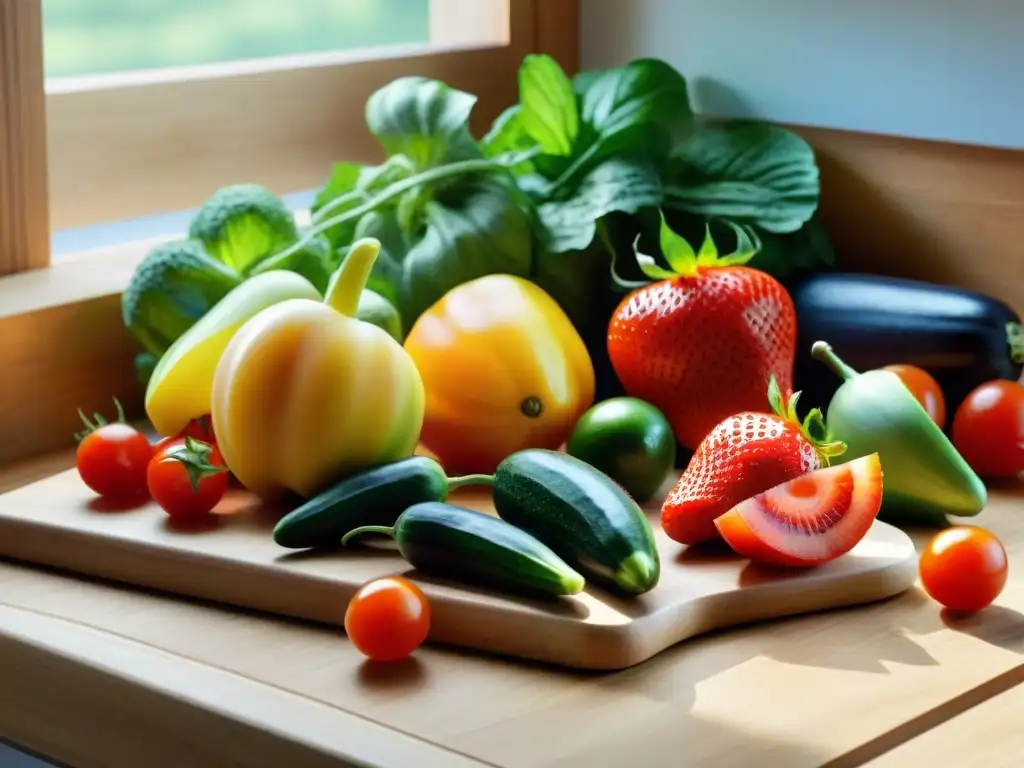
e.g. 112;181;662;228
786;273;1024;421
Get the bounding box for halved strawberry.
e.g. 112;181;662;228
660;376;845;545
714;453;884;567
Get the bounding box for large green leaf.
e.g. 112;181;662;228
665;120;820;234
577;57;694;165
517;53;579;157
399;176;533;325
536;158;663;253
365;76;482;169
480;106;537;171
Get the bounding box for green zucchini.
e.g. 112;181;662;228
272;456;490;549
341;502;586;597
491;449;660;595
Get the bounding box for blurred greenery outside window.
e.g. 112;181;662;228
42;0;431;79
43;0;432;252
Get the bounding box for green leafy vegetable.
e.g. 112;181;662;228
664;120;820;234
517;53;579;157
248;229;334;292
306;76;534;328
400;175;533;323
576;57;694;168
536;159;663;253
189;184;299;272
365;76;482;168
503;56;694;255
121;239;242;358
135;53;834;369
123;184;338;361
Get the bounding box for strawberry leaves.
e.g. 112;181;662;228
613;209;762;287
767;375;846;465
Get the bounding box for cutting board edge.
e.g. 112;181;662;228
0;511;921;672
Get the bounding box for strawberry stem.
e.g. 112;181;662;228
164;436;228;493
766;374;846;466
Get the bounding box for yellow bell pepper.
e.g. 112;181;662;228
211;238;425;500
145;270;322;437
403;275;595;475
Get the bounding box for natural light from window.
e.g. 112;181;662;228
42;0;431;80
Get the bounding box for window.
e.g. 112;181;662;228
0;0;579;466
42;1;435;79
44;0;517;233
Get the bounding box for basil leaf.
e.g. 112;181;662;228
578;57;694;164
311;162;363;214
537;159;663;253
365;76;482;169
480;105;538;175
665;120;820;234
518;54;579;157
399;176;533;324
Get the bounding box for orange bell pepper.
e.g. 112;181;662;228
404;275;595;474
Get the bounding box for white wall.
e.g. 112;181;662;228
580;0;1023;150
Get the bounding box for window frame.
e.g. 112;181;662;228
0;0;580;466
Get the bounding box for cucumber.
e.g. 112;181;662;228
341;502;585;597
272;456;490;549
491;449;660;595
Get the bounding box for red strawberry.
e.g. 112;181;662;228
607;215;797;451
661;376;846;545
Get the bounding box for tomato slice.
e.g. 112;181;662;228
714;453;883;567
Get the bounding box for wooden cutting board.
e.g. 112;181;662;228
0;467;918;671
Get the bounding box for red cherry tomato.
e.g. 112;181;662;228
147;437;229;518
345;577;431;662
181;416;216;443
882;364;946;428
919;526;1008;613
951;380;1024;478
77;423;154;498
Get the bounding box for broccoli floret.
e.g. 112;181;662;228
122;239;242;358
188;183;299;273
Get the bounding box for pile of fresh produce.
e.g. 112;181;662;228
71;53;1021;661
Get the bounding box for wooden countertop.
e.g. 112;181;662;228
1;452;1023;768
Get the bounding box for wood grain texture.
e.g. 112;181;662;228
0;486;1020;767
0;0;50;275
866;680;1024;768
0;294;142;467
0;603;486;768
0;469;916;671
797;125;1024;315
531;0;580;74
